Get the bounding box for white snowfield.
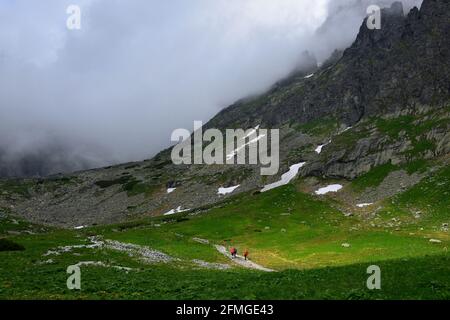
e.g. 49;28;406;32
226;125;263;161
244;125;260;139
304;73;314;79
356;203;373;208
339;126;352;134
315;184;343;195
261;162;306;193
226;134;266;160
167;188;176;194
218;185;240;195
313;127;351;155
164;206;190;215
315;141;331;154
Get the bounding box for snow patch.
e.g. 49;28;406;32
218;185;240;195
315;184;343;195
226;125;264;160
356;203;373;208
304;73;314;79
261;162;306;192
340;126;352;134
167;188;176;194
315;141;331;154
74;226;86;230
164;206;190;215
244;125;260;138
226;134;266;160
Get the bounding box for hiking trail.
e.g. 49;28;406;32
214;245;275;272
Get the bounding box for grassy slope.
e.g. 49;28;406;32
96;185;447;270
1;109;449;299
1;166;449;299
375;165;450;230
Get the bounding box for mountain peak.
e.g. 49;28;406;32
349;1;406;52
386;1;404;16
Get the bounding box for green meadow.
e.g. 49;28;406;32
0;165;449;299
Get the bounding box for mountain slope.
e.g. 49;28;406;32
1;171;449;299
0;0;449;227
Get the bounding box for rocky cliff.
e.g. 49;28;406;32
206;0;449;129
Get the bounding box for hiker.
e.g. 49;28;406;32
244;249;249;260
230;247;237;258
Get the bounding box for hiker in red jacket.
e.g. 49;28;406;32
244;249;249;260
230;247;237;258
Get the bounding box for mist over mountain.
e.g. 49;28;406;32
0;134;111;178
0;0;422;177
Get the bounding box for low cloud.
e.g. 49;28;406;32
0;0;422;176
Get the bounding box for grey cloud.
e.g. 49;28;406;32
0;0;422;177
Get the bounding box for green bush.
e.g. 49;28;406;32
0;238;25;252
95;176;131;188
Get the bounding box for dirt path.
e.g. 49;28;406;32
45;235;274;272
214;245;275;272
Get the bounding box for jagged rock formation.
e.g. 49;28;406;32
206;0;449;129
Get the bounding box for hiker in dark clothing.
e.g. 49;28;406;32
244;249;249;260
